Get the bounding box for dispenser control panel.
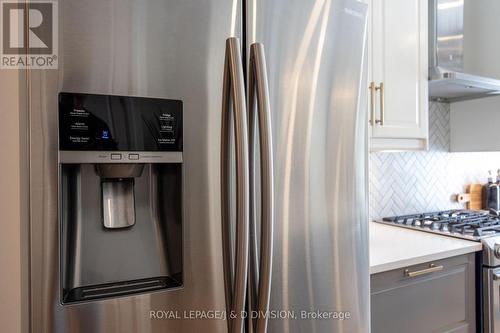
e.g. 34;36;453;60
59;92;182;151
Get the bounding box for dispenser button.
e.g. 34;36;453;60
128;154;139;160
111;153;122;160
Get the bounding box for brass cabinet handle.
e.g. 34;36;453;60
404;264;444;278
369;82;376;125
369;82;384;126
375;82;384;125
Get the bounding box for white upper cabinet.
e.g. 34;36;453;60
367;0;429;151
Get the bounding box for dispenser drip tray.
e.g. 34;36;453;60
64;276;182;302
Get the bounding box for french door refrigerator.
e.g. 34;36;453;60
27;0;369;332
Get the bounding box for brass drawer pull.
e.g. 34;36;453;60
404;264;443;277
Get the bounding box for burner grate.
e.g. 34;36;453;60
380;210;500;239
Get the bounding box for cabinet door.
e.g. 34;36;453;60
369;0;428;151
371;254;476;333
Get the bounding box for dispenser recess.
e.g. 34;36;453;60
58;93;183;303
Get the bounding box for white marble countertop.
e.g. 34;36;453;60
370;222;483;274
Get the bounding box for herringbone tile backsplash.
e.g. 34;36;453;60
369;102;500;220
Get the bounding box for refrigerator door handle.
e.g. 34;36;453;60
221;37;250;333
248;42;274;333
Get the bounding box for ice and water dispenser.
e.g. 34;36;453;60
58;92;183;303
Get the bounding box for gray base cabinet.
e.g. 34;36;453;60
371;254;476;333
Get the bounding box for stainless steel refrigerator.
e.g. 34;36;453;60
27;0;369;332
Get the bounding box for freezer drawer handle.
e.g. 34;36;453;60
404;264;443;277
220;37;250;333
248;42;274;333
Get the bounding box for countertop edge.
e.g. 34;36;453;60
370;243;482;275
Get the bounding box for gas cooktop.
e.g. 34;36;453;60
377;210;500;241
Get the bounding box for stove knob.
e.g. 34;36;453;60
495;244;500;259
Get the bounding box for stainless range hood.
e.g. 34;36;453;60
429;0;500;102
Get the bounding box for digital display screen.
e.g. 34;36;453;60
59;92;182;151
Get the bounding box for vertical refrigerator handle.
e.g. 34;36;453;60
248;42;274;333
221;37;250;333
